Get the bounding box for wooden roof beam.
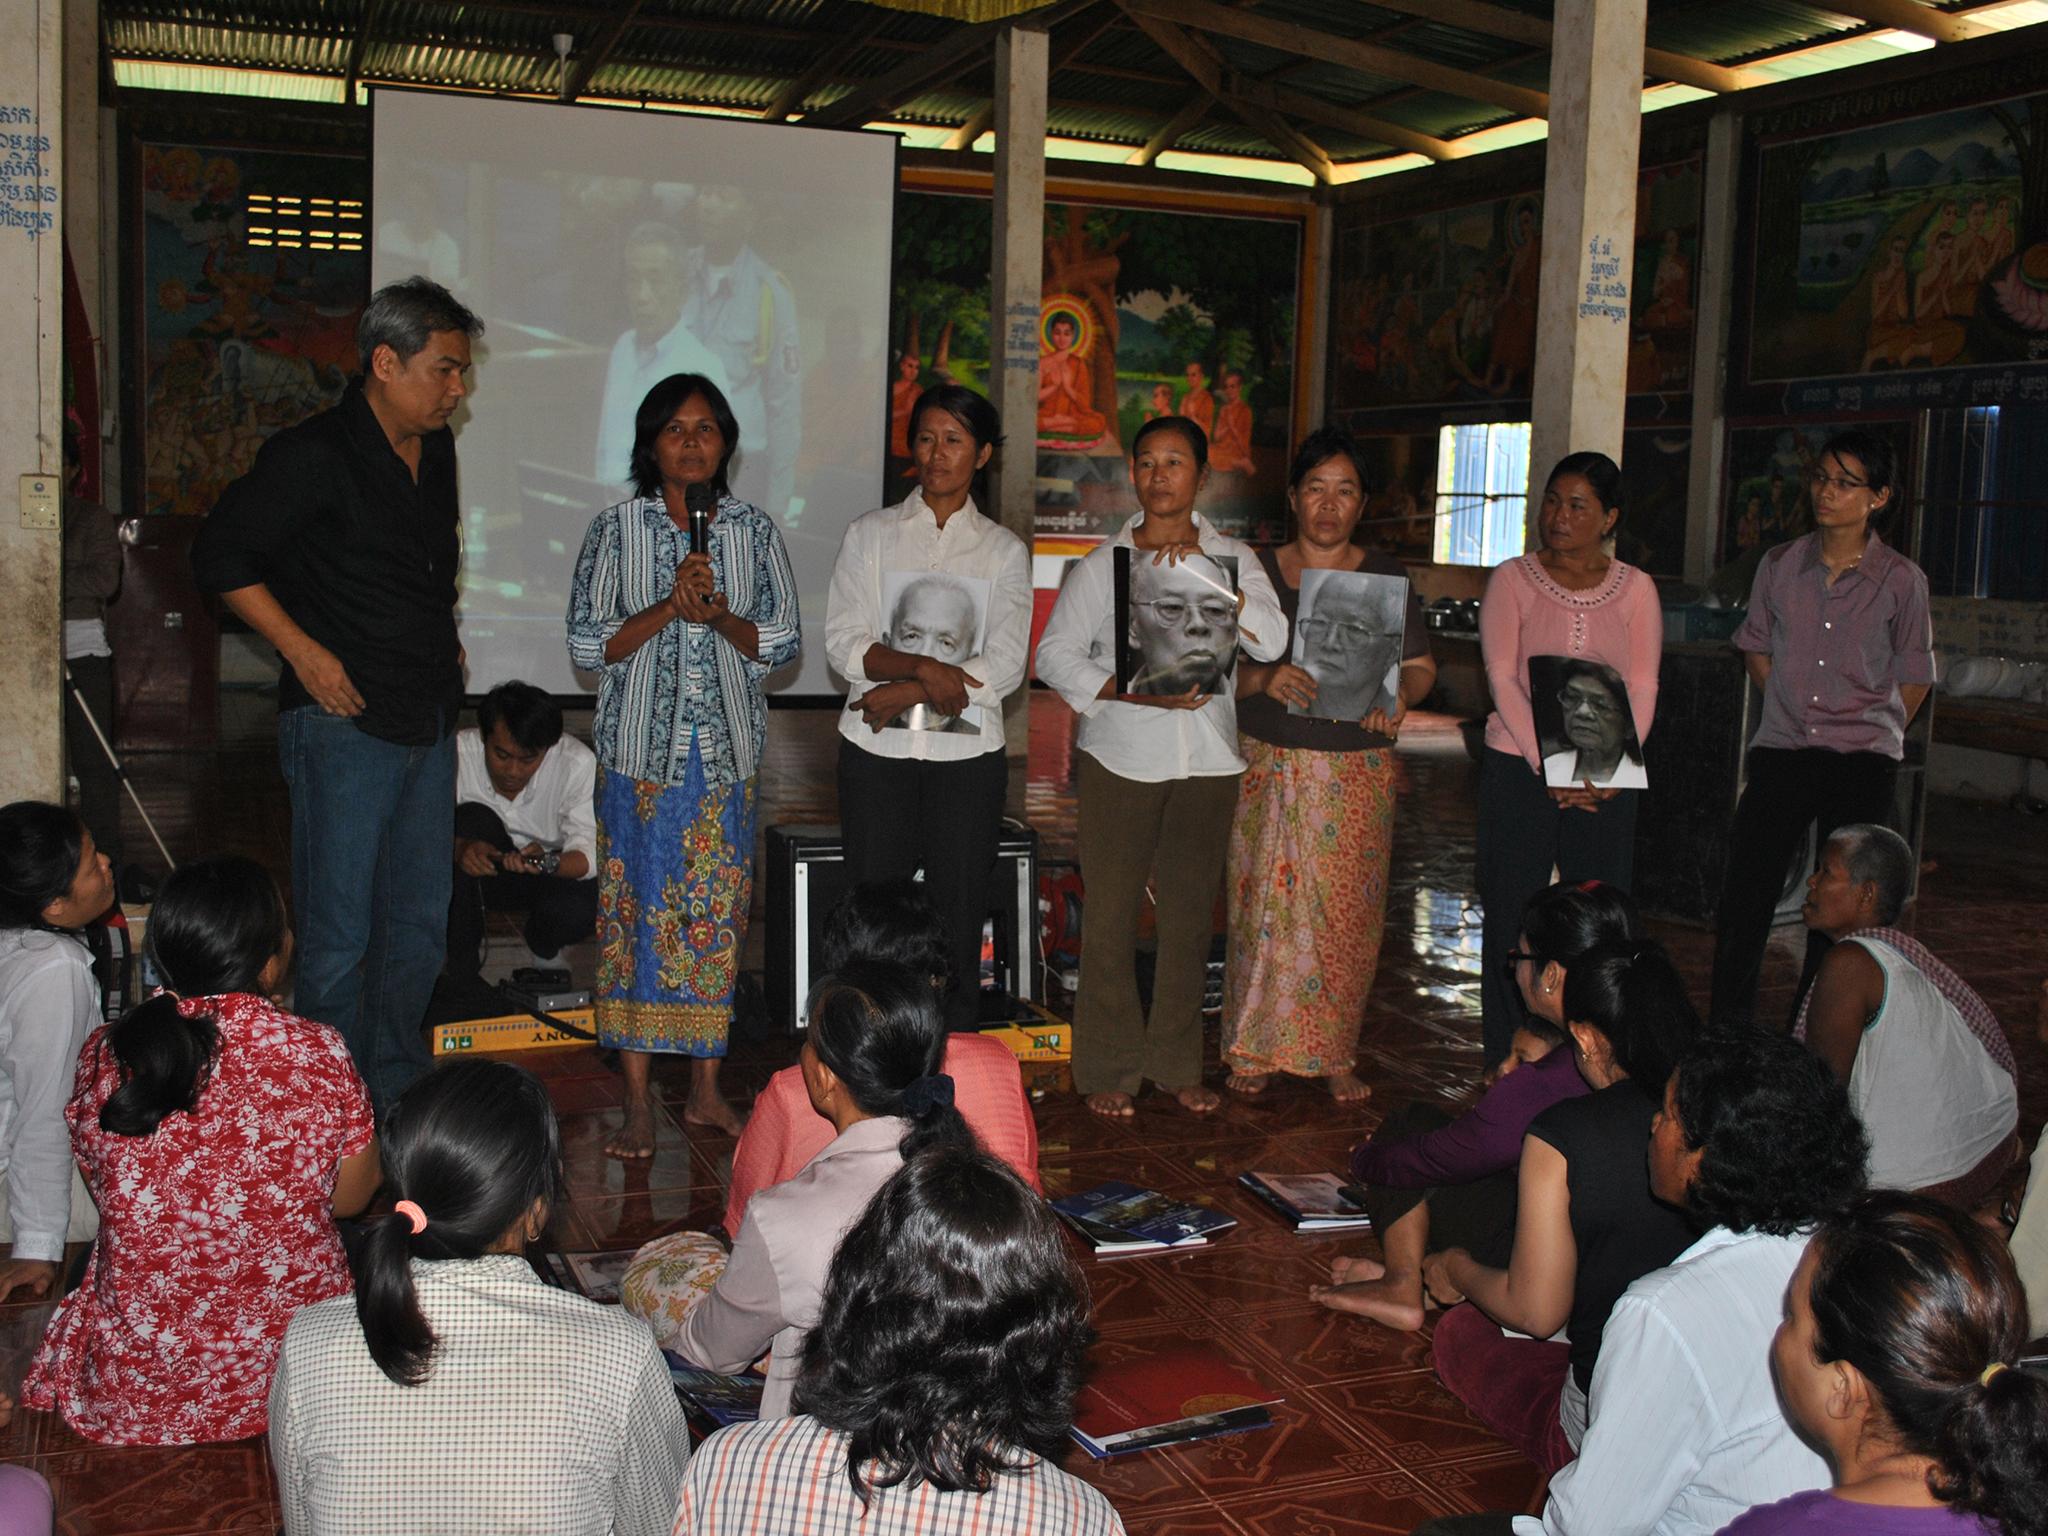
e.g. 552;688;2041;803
564;0;646;101
1226;70;1459;160
1354;0;1762;93
1118;6;1331;182
1810;1;1990;42
343;0;384;102
944;4;1116;150
803;0;1093;130
1129;94;1210;165
761;15;888;121
1122;0;1548;119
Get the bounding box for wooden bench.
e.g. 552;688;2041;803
1933;695;2048;763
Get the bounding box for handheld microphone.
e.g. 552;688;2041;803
684;482;715;557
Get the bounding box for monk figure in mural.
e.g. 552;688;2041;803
1209;369;1255;475
1037;311;1108;440
1178;360;1215;440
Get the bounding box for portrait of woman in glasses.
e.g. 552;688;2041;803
1533;656;1647;790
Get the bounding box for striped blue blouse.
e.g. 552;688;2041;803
566;494;801;790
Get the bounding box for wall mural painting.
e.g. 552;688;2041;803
1748;89;2048;405
139;144;368;517
889;191;1301;543
1329;162;1701;423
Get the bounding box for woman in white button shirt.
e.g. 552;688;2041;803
826;385;1031;1029
1035;416;1285;1118
0;801;112;1305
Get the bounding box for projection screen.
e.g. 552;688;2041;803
371;89;897;697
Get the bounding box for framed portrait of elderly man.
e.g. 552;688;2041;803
1530;655;1648;789
877;569;991;733
1287;568;1408;721
1112;546;1241;697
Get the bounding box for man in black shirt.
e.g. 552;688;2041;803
194;276;483;1115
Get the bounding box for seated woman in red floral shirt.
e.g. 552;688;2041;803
20;857;381;1445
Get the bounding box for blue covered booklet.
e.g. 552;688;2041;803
1052;1181;1235;1255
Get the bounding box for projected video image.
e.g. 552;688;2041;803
373;91;897;697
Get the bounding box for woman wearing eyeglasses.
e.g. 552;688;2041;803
1036;415;1285;1119
1709;429;1935;1034
1476;452;1662;1069
1224;428;1436;1101
1540;660;1647;790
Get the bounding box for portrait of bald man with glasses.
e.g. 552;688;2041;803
1118;549;1242;697
1289;568;1408;721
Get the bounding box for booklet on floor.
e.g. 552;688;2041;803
1070;1346;1282;1457
1052;1181;1236;1255
664;1353;765;1433
1238;1171;1374;1232
545;1249;639;1304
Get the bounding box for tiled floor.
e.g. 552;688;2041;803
6;693;2045;1535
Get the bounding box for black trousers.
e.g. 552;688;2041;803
1709;745;1899;1031
1360;1104;1520;1270
445;802;599;978
836;737;1010;1030
64;653;123;867
1476;749;1639;1068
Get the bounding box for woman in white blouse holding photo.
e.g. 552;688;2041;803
1035;415;1285;1118
825;384;1031;1029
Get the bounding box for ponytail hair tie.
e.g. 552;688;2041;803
394;1200;428;1235
1979;1361;2009;1388
901;1073;955;1118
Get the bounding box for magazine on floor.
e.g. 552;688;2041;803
664;1353;765;1433
1052;1181;1236;1255
1070;1345;1282;1457
549;1249;638;1304
1238;1171;1374;1232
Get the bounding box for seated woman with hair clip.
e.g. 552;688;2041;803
1795;822;2018;1207
673;1143;1125;1535
269;1059;687;1536
1724;1190;2048;1536
647;959;977;1417
21;856;380;1446
1312;880;1636;1331
1421;937;1700;1476
718;879;1038;1240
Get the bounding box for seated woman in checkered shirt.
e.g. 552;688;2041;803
672;1143;1126;1535
268;1060;689;1536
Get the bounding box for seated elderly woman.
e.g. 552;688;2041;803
672;1143;1125;1535
1796;823;2018;1205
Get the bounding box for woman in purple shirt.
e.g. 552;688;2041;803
1710;429;1935;1032
1721;1191;2047;1535
1309;881;1633;1331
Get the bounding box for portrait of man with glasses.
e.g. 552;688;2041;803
1531;655;1647;790
1115;547;1241;697
1288;568;1408;721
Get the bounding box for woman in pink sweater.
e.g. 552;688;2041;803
1475;452;1661;1066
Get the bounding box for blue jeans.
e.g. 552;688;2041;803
279;706;454;1117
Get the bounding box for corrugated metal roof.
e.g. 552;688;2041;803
99;0;2041;177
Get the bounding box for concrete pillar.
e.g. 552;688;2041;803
62;0;106;494
989;22;1047;765
1526;0;1645;524
0;0;67;802
1683;108;1741;584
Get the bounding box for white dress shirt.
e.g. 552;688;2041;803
453;728;599;869
1517;1226;1827;1536
674;1115;907;1419
0;928;98;1263
270;1254;688;1536
825;490;1031;761
1034;513;1286;783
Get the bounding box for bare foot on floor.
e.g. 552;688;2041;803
1225;1071;1271;1095
1174;1084;1221;1114
683;1087;746;1138
1325;1071;1372;1103
1309;1273;1427;1330
1328;1255;1386;1286
605;1097;658;1159
1086;1091;1136;1118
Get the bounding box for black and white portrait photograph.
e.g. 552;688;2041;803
877;569;990;733
1530;655;1648;789
1287;568;1408;721
1113;547;1241;697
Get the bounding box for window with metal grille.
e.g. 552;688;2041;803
244;192;364;253
1433;421;1530;567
